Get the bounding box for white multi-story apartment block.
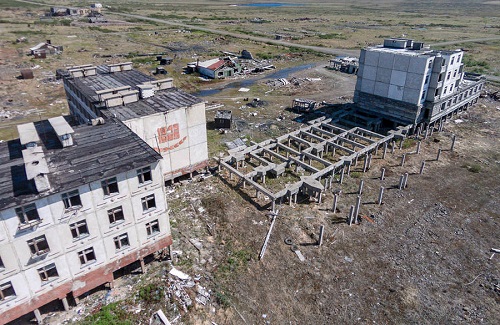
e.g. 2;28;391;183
354;38;485;128
60;62;208;181
0;117;171;324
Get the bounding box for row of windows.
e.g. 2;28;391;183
439;84;483;111
26;218;161;259
0;219;161;285
0;224;146;302
12;167;154;229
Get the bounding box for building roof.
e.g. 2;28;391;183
197;58;222;69
102;88;202;120
64;65;202;121
0;119;162;210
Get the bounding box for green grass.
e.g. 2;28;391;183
462;163;481;173
79;302;132;325
402;138;416;150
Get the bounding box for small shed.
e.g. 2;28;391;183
215;110;232;129
20;69;34;79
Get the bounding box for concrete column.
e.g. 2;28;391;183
332;193;338;213
424;127;429;139
358;180;364;195
294;193;298;203
61;297;70;312
430;124;434;136
354;155;358;166
349;205;355;226
339;167;345;184
380;167;385;180
34;309;43;324
420;161;426;174
256;189;259;198
377;186;384;205
382;142;388;159
243;180;246;188
451;135;456;151
403;173;409;189
329;174;333;188
318;192;322;204
229;172;232;180
400;154;406;167
374;145;378;156
354;195;361;224
367;154;372;170
391;141;395;154
332;147;336;157
347;162;351;176
318;225;325;246
140;258;146;273
363;155;368;172
399;138;404;150
262;175;266;184
272;200;276;213
436;148;442;161
74;296;80;305
398;175;405;190
416;141;421;154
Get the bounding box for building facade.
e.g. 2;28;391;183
61;63;208;180
0;119;171;324
354;38;485;127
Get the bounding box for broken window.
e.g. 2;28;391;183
78;247;96;265
69;220;89;239
137;166;152;184
451;57;454;65
107;206;125;225
443;87;447;95
441;103;446;111
0;282;16;301
62;190;82;210
421;91;426;100
38;263;59;282
438;73;443;82
427;61;432;69
453;69;457;78
28;235;50;256
0;256;4;270
113;233;130;251
102;177;119;196
15;203;41;226
146;220;160;236
435;88;440;97
141;194;156;212
447;72;451;80
424;75;429;84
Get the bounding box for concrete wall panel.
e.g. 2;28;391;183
189;142;209;166
362;65;377;81
359;49;366;64
388;84;404;101
405;72;424;90
408;56;427;74
360;79;375;94
403;88;421;103
393;55;410;71
374;82;389;97
378;52;395;69
375;68;391;83
364;51;380;66
390;70;407;87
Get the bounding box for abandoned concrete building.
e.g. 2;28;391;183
61;63;208;180
0;118;171;324
353;38;485;128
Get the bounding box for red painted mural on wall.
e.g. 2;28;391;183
156;123;187;153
